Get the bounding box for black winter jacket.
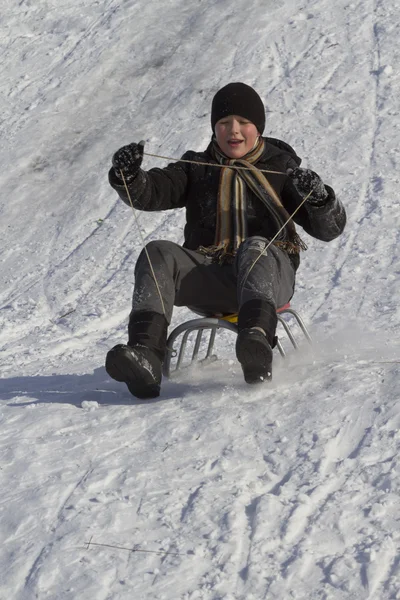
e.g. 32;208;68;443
109;137;346;270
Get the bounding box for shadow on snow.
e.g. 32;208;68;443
0;366;232;408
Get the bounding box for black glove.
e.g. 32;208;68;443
287;167;328;206
112;140;145;183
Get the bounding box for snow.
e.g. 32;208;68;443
1;0;399;598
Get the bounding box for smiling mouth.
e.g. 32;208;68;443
228;139;243;146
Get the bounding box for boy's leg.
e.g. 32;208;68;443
106;240;237;398
235;236;295;336
235;237;296;383
130;239;237;324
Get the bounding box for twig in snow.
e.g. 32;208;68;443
85;540;190;557
86;535;93;550
58;308;76;319
375;360;399;364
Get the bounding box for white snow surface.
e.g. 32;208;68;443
1;0;400;598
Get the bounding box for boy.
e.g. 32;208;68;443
106;82;346;398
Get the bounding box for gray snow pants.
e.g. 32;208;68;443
131;237;296;323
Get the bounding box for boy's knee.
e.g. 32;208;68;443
239;236;269;254
145;240;178;256
135;240;181;275
138;240;179;262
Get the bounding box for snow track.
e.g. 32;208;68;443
3;359;399;599
1;0;399;598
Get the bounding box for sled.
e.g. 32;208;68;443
163;303;312;377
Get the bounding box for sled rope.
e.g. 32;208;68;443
143;150;286;175
242;189;314;288
120;170;167;317
121;151;315;317
142;148;313;276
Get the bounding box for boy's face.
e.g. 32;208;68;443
214;115;259;158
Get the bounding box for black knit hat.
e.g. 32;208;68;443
211;82;266;134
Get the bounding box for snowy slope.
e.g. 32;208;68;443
1;0;399;598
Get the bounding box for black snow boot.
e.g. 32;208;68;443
105;343;162;399
236;300;277;384
236;328;273;384
105;311;168;399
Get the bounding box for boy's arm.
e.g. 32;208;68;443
109;145;195;211
282;169;346;241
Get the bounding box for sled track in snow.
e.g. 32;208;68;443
309;2;394;326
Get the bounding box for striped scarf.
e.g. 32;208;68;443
199;138;307;264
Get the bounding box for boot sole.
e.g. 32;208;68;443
105;345;160;399
236;331;273;384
